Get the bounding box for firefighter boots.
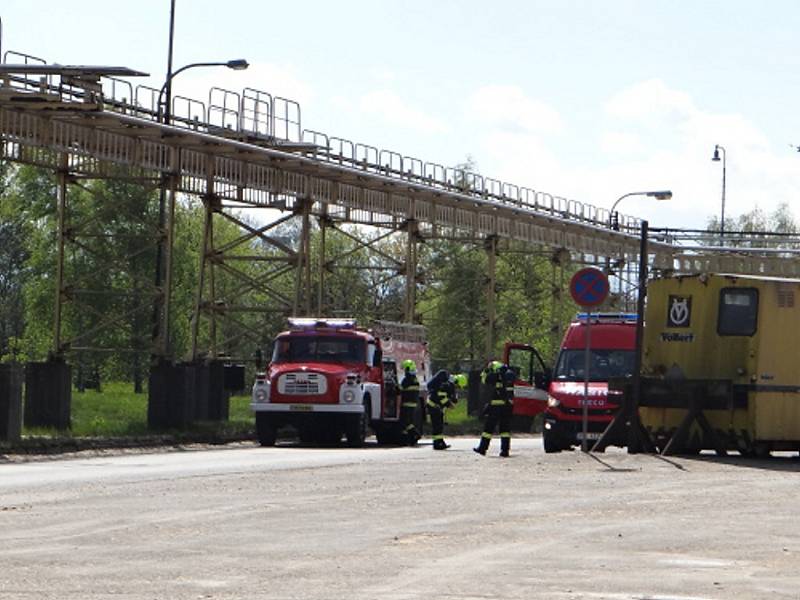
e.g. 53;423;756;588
473;435;490;456
499;436;510;457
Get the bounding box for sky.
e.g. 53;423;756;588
2;0;800;230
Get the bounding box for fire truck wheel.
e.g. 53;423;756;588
298;426;315;445
255;413;277;447
346;403;369;448
543;429;562;454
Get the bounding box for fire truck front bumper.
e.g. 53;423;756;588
250;403;366;414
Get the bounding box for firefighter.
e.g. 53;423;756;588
426;370;466;450
398;359;422;445
474;360;515;457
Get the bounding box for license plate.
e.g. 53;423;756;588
576;431;601;441
290;404;314;412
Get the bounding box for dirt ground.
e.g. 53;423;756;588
1;436;799;599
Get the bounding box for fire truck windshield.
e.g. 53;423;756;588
272;335;367;364
554;349;635;382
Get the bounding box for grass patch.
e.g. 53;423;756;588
71;382;149;436
20;382;255;440
442;400;483;435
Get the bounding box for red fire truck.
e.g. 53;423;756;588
542;313;637;452
251;318;430;447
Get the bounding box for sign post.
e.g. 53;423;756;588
569;267;610;452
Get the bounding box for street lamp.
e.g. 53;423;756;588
152;55;249;356
157;58;249;124
711;144;726;239
609;190;673;230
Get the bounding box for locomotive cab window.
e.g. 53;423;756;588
717;287;758;336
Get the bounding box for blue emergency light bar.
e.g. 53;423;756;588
575;312;637;322
287;318;357;330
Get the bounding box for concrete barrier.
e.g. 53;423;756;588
0;363;23;441
24;359;71;430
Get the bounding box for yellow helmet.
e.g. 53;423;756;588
402;359;416;372
453;373;468;388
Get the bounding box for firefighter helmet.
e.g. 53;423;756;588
402;359;416;372
453;373;468;388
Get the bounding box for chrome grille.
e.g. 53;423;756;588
279;372;326;395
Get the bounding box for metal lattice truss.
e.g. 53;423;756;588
7;105;800;277
3;61;800;276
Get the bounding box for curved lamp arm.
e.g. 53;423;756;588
157;59;249;123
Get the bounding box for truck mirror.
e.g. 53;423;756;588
373;348;383;367
534;369;551;389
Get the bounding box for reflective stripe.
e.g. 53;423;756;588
402;402;418;408
481;432;492;440
426;400;438;408
490;400;506;406
432;434;444;440
401;385;420;391
500;432;511;438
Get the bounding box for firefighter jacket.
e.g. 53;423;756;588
427;371;456;410
500;366;516;404
482;367;512;408
399;372;420;408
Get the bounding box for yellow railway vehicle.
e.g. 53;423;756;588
638;273;800;456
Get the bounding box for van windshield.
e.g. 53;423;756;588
272;336;366;364
554;349;635;382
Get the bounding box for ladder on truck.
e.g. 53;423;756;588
371;320;427;343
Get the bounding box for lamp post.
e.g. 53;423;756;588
712;144;726;240
151;55;249;358
150;0;249;359
607;190;671;313
609;190;672;230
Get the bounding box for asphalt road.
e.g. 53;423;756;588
2;437;799;599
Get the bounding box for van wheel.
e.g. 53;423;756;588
255;413;277;447
543;430;562;454
346;402;370;447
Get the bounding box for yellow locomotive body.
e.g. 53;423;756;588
640;273;800;454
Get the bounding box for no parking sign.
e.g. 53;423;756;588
568;267;609;451
569;267;609;307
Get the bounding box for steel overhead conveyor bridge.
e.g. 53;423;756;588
2;54;800;367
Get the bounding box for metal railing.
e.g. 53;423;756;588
0;48;643;236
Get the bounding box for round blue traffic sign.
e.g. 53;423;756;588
569;267;609;307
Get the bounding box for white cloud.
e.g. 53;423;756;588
467;79;800;230
600;131;644;156
605;79;695;122
358;89;448;134
467;85;563;135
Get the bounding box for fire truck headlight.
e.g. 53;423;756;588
255;388;267;403
343;389;355;403
547;395;560;408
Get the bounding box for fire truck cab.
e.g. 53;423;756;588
251;318;428;447
543;313;637;453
